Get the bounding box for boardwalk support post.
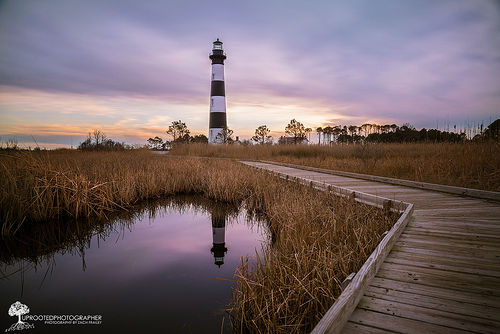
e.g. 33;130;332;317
341;273;356;291
383;199;392;211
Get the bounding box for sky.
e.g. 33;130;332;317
1;0;499;148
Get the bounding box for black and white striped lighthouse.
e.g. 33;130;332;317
208;38;227;143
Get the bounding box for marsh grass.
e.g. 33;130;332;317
170;141;500;191
1;150;399;333
231;182;398;333
0;150;261;235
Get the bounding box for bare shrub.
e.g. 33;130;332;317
354;142;386;170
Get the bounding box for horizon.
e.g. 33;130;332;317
1;0;500;149
2;117;496;150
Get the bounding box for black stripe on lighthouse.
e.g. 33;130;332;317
210;54;225;65
210;81;225;97
209;112;227;128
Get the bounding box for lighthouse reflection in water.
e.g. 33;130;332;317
211;213;228;267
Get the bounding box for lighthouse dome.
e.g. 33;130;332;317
213;38;223;50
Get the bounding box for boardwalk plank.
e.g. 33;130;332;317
354;296;500;333
342;321;400;334
376;265;500;296
397;232;500;247
369;277;500;308
401;228;500;241
391;245;500;265
397;232;500;248
414;207;500;216
411;221;500;230
364;285;500;322
383;252;500;278
344;308;474;334
406;219;500;230
394;238;500;256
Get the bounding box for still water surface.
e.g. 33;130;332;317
0;198;267;333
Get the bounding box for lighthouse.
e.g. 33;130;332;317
208;38;227;143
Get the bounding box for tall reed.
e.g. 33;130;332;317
170;142;500;191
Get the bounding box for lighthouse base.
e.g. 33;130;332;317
209;128;223;143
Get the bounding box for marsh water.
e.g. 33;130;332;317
0;197;268;333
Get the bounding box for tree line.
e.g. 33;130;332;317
317;119;499;144
147;118;499;149
315;123;466;144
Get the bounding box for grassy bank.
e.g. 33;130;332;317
0;150;254;233
0;150;398;333
170;142;500;192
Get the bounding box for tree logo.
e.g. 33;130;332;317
5;301;34;332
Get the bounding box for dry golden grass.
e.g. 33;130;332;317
0;150;398;333
0;150;259;233
170;141;500;191
231;182;397;333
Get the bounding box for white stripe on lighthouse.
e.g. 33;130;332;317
211;64;224;81
210;96;225;112
209;128;223;143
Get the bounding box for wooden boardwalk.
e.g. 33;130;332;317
239;161;500;334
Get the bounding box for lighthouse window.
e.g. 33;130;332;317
213;44;222;50
211;98;214;106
